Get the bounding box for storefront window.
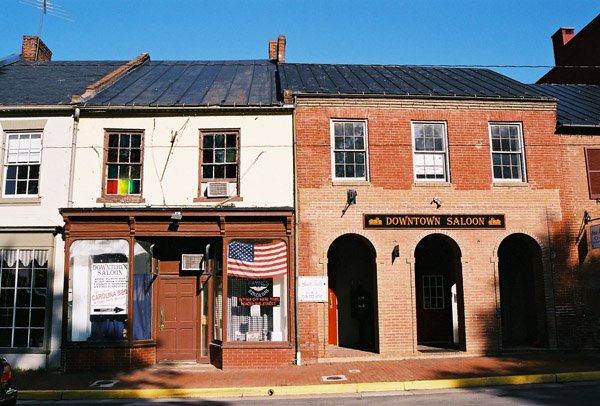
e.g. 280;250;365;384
226;239;287;342
0;249;48;348
68;239;129;342
133;240;152;340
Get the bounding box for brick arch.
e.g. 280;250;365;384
407;230;464;260
321;229;379;259
491;230;548;259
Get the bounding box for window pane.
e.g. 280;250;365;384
108;148;118;162
214;165;224;178
345;165;355;177
215;134;225;148
354;123;364;136
202;166;213;179
29;165;39;180
225;165;237;178
335;165;345;178
203;135;214;148
354;136;364;149
345;152;355;164
203;150;213;164
130;149;141;163
344;137;355;150
356;165;365;178
16;181;26;194
109;134;119;148
16;289;31;307
107;165;118;179
334;152;344;164
334;123;343;136
344;122;353;135
0;290;14;307
120;134;130;148
17;166;28;179
355;152;365;164
226;133;236;148
0;309;13;327
226;149;236;163
130;165;141;179
5;166;16;180
27;181;38;195
119;148;129;163
118;165;130;179
215;150;225;163
131;134;141;148
130;180;140;194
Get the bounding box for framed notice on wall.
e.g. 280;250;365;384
591;224;600;249
298;276;328;303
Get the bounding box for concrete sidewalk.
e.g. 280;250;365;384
15;351;600;400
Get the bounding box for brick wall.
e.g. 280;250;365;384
62;346;156;371
294;98;563;361
219;347;295;369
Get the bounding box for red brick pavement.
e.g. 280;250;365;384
13;351;600;391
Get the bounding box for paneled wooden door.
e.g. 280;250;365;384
156;261;208;363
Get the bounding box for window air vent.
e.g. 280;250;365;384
206;182;229;198
181;254;204;271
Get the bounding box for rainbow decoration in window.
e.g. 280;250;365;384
106;132;142;195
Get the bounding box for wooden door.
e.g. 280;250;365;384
328;288;338;345
156;264;198;361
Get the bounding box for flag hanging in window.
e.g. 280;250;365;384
227;240;287;279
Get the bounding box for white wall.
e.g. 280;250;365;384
73;113;293;207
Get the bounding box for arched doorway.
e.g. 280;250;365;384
415;234;464;349
327;234;378;352
498;234;547;347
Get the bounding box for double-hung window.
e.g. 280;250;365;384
0;249;48;348
331;120;368;181
200;130;239;198
3;132;41;197
412;122;449;182
490;123;526;182
103;130;143;197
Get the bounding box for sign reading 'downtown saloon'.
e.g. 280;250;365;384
364;214;505;229
90;263;128;315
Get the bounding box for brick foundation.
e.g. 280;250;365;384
62;346;156;371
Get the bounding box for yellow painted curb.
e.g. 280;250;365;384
556;371;600;382
356;381;406;392
404;374;556;390
270;383;358;396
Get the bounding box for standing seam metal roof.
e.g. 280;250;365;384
532;84;600;127
278;63;552;100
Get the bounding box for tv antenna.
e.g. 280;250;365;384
21;0;73;37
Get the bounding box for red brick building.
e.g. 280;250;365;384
280;63;564;361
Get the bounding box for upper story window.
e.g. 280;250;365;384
103;131;143;196
489;123;526;182
331;120;368;181
3;132;41;197
585;148;600;199
412;122;449;182
200;130;239;198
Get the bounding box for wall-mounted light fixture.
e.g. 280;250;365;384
430;196;442;209
342;189;357;217
169;211;182;231
392;244;400;264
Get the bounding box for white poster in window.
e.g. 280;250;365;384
298;276;328;302
90;263;128;315
591;224;600;249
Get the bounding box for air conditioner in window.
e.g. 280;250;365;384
181;254;204;271
206;181;229;198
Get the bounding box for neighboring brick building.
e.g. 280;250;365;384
280;63;563;361
537;13;600;84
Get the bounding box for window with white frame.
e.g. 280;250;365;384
412;122;449;182
490;123;526;181
331;120;368;181
3;132;42;197
423;275;444;310
0;249;49;348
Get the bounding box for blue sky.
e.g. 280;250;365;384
1;0;599;84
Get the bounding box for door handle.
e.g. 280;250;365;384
160;306;164;331
329;292;333;309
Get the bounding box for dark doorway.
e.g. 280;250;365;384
498;234;546;347
415;234;464;349
327;234;378;352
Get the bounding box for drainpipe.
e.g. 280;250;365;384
67;107;80;208
292;98;300;366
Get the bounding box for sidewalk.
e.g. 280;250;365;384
15;350;600;400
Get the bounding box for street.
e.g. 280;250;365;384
16;380;600;405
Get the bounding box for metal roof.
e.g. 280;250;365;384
0;60;127;106
532;84;600;127
83;60;281;107
279;64;552;101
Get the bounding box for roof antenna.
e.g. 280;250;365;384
21;0;73;60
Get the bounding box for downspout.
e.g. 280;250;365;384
67;107;80;208
292;97;300;366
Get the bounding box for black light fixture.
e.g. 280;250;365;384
341;189;357;217
430;196;442;209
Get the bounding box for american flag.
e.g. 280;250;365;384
227;240;287;279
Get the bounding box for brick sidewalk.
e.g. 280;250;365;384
13;351;600;392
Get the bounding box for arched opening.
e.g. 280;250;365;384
415;234;465;350
327;234;378;352
498;233;547;347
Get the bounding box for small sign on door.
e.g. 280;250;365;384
298;276;328;302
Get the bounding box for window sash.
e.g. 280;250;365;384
331;120;368;181
585;148;600;199
104;131;143;196
412;122;448;182
0;249;48;348
3;132;42;197
423;275;444;310
490;124;525;181
200;131;239;182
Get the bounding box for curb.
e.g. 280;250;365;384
19;371;600;401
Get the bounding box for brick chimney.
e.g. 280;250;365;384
22;36;52;61
269;35;286;63
551;27;575;66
